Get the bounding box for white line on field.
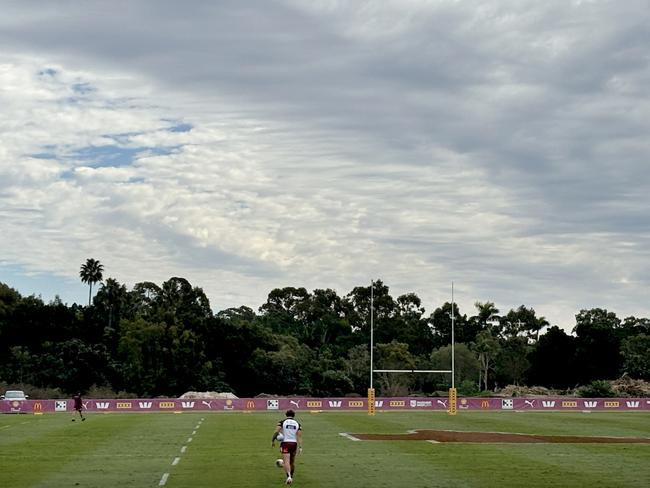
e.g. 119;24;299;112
426;440;441;444
181;446;187;453
187;437;193;443
192;430;197;434
0;425;11;430
172;457;180;466
339;432;361;441
159;473;169;486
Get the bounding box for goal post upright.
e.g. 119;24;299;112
449;282;457;415
368;279;375;416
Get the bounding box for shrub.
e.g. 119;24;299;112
578;380;615;398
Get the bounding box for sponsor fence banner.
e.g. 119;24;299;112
2;397;649;413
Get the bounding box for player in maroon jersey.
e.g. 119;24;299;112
72;392;85;421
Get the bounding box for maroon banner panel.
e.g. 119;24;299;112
2;397;649;414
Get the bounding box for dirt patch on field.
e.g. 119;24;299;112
351;430;650;444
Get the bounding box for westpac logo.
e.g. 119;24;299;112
307;401;322;408
139;402;153;409
542;401;556;408
159;402;175;409
583;401;598;408
328;400;342;408
96;402;110;409
181;401;195;409
626;401;639;408
375;400;383;408
348;401;364;408
604;401;619;408
116;402;132;409
562;401;577;408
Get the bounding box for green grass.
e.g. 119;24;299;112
1;411;649;487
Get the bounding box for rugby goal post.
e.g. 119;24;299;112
368;281;457;415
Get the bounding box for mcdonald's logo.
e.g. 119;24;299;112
389;400;405;407
246;401;256;409
348;401;364;408
561;401;577;408
604;401;619;408
159;402;175;409
307;401;322;408
33;402;43;412
116;402;132;409
481;400;490;409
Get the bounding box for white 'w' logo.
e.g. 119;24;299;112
542;401;555;408
181;401;195;408
96;402;110;409
139;402;152;409
626;401;639;408
583;401;598;408
328;401;342;408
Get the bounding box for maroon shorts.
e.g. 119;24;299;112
280;442;298;454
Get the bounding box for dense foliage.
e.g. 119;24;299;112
1;271;648;397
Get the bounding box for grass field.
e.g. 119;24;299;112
1;411;649;487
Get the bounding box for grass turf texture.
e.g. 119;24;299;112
1;411;649;487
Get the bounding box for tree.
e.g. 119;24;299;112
430;302;469;347
621;334;650;380
573;308;623;383
501;305;549;342
430;343;480;391
79;258;104;306
526;326;578;389
472;330;500;390
374;341;416;396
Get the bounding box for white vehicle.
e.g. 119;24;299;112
1;390;29;401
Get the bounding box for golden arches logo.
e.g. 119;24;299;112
481;400;490;409
246;401;256;409
33;402;43;412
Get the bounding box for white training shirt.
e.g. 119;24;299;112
278;418;301;443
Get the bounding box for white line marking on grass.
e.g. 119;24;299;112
187;437;193;443
339;432;361;441
0;425;11;430
159;473;169;486
193;430;197;435
181;446;187;453
426;440;441;444
172;457;180;466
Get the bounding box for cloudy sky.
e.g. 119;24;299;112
1;0;649;331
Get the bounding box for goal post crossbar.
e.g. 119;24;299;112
373;369;451;374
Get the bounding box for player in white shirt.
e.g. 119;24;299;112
272;409;302;485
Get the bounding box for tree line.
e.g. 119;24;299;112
1;260;649;398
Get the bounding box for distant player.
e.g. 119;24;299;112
72;392;85;421
272;409;302;485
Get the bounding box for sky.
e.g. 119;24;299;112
1;0;649;332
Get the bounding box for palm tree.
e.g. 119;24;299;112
79;258;104;305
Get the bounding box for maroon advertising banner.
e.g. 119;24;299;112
2;397;649;414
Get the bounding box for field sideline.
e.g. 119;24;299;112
1;411;649;487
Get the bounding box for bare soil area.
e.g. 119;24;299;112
352;430;650;443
